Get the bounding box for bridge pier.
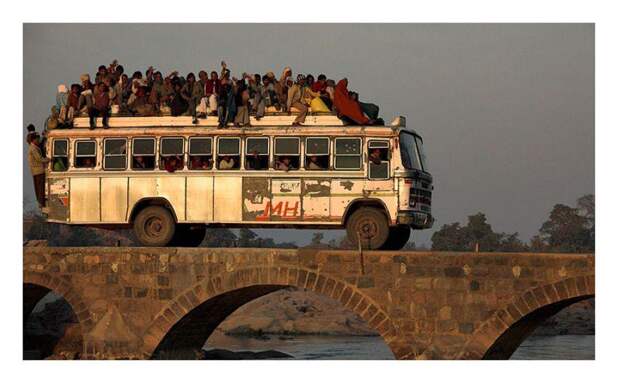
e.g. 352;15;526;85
23;247;594;360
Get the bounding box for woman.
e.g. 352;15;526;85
333;78;369;125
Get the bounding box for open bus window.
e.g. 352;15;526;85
305;137;329;170
334;137;362;170
160;137;185;171
51;139;68;172
74;140;97;168
188;137;213;170
274;137;300;171
245;137;269;170
217;137;240;170
132;138;156;170
103;138;127;170
368;140;389;179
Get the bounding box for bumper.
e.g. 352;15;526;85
397;211;434;229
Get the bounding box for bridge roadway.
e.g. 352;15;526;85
23;247;594;359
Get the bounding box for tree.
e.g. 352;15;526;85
539;204;590;252
310;232;324;246
238;228;258;247
431;222;467;251
577;194;595;251
462;213;501;251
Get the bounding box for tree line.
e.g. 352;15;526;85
430;194;594;253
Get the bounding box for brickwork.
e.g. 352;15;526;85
23;247;594;359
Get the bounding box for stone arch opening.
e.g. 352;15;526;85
459;275;595;360
23;283;84;359
484;295;593;359
145;267;400;359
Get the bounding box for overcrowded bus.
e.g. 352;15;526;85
44;113;433;249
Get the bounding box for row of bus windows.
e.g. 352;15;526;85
50;137;390;175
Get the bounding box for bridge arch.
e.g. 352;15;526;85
141;265;404;359
457;275;594;360
23;271;92;358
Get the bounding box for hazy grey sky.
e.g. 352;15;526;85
22;23;594;246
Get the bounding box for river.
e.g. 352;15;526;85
205;333;594;360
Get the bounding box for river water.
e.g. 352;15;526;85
205;333;594;360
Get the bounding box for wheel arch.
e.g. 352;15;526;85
128;197;179;223
342;198;392;226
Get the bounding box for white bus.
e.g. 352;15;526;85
44;114;433;249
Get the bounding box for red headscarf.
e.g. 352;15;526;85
333;79;369;125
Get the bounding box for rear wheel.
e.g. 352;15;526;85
381;225;411;250
170;224;206;247
346;207;390;250
133;206;176;246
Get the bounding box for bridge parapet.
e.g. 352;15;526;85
23;247;594;359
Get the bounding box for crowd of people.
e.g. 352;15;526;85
47;60;384;129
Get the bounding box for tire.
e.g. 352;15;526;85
170;224;206;247
346;207;390;250
133;206;176;246
381;225;411;250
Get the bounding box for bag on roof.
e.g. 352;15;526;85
310;97;330;113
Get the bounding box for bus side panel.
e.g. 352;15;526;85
69;177;101;222
157;176;187;222
364;179;398;225
301;178;331;221
100;177;128;222
242;177;272;221
186;176;214;222
330;178;365;220
270;179;301;221
128;177;157;221
213;176;242;222
47;177;69;222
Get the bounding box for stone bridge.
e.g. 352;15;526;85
23;247;594;359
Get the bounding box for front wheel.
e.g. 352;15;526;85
346;207;390;250
133;206;176;246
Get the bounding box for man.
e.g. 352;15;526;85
205;71;220;115
276;156;291;171
89;82;110;129
193;71;210;120
276;67;292;109
219;155;235;170
306;155;323;170
369;148;382;165
78;74;94;115
286;75;308;126
28;134;50;210
95;65;108;84
181;72;199;124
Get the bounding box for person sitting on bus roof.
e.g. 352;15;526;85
276;156;292;171
219;155;235;170
204;71;220;116
95;65;108;85
234;78;251;127
148;71;167;113
349;91;382;125
333;78;370;125
78;74;94;115
193;71;210;121
55;84;70;128
89;82;110;129
287;74;308;126
170;80;188;117
129;86;155;116
181;72;200;124
276;67;292;110
217;79;235;128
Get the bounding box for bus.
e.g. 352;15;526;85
44;113;433;249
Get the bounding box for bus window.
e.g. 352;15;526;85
305;137;329;170
74;140;97;168
132;138;155;170
188;137;213;170
103;138;127;170
334;137;361;170
274;137;300;171
160;137;184;171
217;137;240;170
245;137;269;170
51;139;68;172
368;140;389;179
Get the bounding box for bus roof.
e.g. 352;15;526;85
49;115;421;138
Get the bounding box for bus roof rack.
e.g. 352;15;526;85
71;114;346;129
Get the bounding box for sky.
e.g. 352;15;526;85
22;24;594;247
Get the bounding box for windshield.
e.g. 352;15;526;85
415;136;429;171
399;131;425;171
